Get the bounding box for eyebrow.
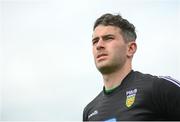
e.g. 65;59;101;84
102;34;114;39
92;37;99;42
92;34;115;42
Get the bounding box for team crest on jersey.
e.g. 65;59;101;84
126;88;137;108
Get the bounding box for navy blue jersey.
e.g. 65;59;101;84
83;70;180;121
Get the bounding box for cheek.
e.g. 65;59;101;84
92;48;96;58
114;45;127;57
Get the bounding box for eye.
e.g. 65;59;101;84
103;35;114;41
107;37;114;40
92;38;99;45
92;40;98;45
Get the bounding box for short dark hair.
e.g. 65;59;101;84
93;13;137;42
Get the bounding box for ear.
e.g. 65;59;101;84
127;41;137;57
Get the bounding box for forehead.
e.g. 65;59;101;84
92;25;121;38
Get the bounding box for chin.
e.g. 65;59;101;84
96;63;113;74
96;60;121;74
96;61;108;69
98;66;114;74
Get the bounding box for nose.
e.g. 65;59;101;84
96;39;105;50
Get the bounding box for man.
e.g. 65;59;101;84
83;13;180;121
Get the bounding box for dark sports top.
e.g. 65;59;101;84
83;70;180;121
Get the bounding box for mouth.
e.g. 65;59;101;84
96;54;108;61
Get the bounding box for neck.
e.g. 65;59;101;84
102;62;132;90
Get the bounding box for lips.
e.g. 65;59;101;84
96;53;108;60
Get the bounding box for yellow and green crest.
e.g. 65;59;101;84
126;89;137;108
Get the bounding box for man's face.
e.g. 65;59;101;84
92;25;128;74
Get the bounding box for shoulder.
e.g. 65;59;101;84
152;75;180;119
84;91;102;109
134;71;180;118
148;75;180;96
133;71;157;82
83;91;103;120
133;71;180;87
156;76;180;88
132;71;180;95
132;71;159;87
152;75;180;99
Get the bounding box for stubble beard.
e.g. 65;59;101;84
95;58;126;75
